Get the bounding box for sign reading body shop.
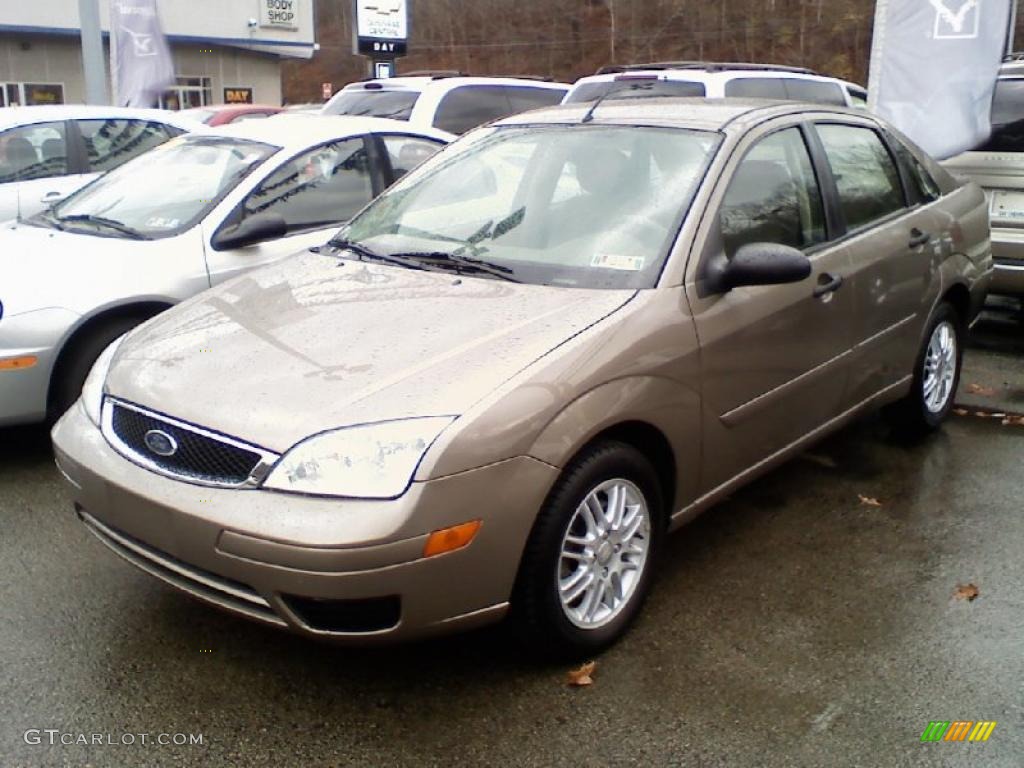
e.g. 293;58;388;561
260;0;298;29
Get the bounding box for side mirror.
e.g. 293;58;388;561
212;212;288;250
706;242;812;293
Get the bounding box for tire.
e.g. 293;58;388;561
887;302;963;438
46;316;144;426
512;440;665;658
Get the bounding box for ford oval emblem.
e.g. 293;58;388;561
143;429;178;457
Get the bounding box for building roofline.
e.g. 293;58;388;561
0;23;314;52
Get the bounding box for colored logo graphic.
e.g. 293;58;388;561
921;721;997;742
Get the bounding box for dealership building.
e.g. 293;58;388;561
0;1;316;109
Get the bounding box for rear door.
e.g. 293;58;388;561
689;121;854;491
811;120;941;406
203;135;381;285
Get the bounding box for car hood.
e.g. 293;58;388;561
107;251;635;452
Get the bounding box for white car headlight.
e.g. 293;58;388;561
81;334;127;426
263;417;455;499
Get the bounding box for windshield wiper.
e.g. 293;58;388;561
326;238;451;274
30;210;67;232
58;214;151;240
388;250;520;283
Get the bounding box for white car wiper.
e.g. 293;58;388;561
58;214;152;240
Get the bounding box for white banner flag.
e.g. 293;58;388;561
109;0;174;108
868;0;1013;159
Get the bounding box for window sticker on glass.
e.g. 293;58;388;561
145;216;181;229
592;253;645;271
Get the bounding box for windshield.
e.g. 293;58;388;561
338;125;719;289
50;136;276;238
323;89;420;120
565;79;706;103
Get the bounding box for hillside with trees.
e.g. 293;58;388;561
283;0;1020;103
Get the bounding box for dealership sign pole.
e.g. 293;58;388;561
78;0;108;104
353;0;408;79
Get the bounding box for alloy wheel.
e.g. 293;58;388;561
556;478;651;630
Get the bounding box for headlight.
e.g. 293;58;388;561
81;335;127;426
263;417;455;499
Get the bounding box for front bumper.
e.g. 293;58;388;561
0;307;77;426
52;403;559;643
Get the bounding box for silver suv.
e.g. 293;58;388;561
564;62;867;108
944;56;1024;297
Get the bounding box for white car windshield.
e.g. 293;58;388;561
47;136;276;239
338;125;719;289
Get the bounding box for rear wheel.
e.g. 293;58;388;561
512;440;664;658
47;316;144;426
888;302;963;437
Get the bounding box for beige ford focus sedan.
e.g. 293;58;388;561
52;99;991;655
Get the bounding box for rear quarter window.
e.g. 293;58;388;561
432;85;515;135
724;77;787;99
783;80;847;106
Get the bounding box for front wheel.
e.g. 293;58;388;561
512;440;664;658
888;302;963;437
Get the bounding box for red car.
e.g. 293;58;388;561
181;104;283;126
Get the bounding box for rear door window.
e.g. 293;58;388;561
77;119;173;173
381;135;445;181
817;124;906;230
433;86;516;134
0;121;68;183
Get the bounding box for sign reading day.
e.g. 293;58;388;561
354;0;408;56
260;0;298;29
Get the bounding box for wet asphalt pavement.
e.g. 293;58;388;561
2;308;1023;768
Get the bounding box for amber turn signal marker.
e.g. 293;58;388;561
423;520;482;558
0;355;37;371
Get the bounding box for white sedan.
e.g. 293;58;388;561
0;105;200;222
0;115;451;426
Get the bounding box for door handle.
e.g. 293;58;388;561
909;228;931;248
813;272;844;298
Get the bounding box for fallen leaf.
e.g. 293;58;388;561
952;408;969;416
567;661;596;686
1002;415;1024;427
974;411;990;418
858;494;882;507
966;383;997;397
953;583;979;602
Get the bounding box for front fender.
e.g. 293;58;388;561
526;376;701;513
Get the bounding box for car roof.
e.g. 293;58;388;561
340;76;570;93
571;68;848;88
0;104;200;131
189;104;282;114
494;97;863;133
193;113;454;149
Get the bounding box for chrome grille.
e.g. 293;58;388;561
102;399;277;488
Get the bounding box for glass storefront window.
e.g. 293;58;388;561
1;83;65;107
159;76;213;111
